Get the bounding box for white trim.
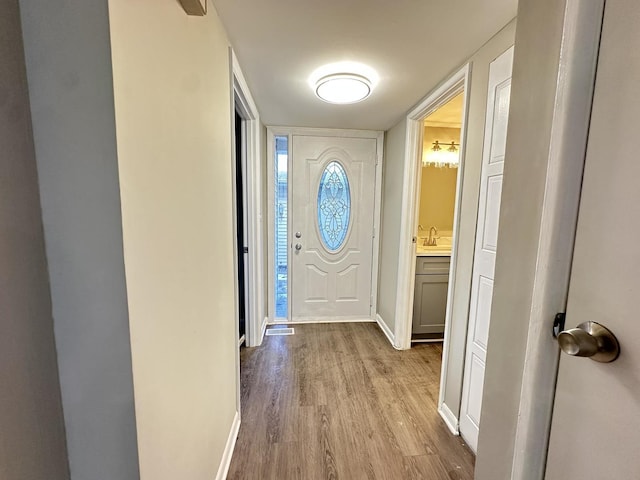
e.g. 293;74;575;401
376;314;399;349
370;132;385;320
266;126;384;323
394;64;470;352
260;316;268;343
215;411;241;480
270;318;376;325
266;130;277;323
269;126;385;139
396;67;470;348
228;49;242;423
510;2;604;478
232;51;265;349
438;402;460;436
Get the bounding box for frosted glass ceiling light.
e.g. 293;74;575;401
309;62;378;105
315;73;372;104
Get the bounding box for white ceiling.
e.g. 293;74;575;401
212;0;517;131
425;93;464;128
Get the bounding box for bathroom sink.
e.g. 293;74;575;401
416;235;452;255
416;244;451;255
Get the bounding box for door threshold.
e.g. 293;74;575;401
411;338;444;343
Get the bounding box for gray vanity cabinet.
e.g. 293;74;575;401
412;256;450;338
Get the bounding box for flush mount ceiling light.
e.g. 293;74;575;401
309;62;378;105
315;73;372;104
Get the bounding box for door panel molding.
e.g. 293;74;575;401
459;46;514;452
291;135;377;320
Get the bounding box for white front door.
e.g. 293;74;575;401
546;1;640;477
459;46;514;452
290;134;378;322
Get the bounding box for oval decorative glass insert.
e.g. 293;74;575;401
317;161;351;251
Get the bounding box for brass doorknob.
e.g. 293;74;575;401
557;321;620;363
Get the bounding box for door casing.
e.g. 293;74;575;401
231;51;265;350
266;127;384;324
392;65;471;435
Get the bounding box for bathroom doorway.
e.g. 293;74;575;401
393;65;471;435
412;92;465;342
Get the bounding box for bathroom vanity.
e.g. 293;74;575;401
412;252;450;339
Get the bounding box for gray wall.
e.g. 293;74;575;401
18;0;140;478
377;118;407;330
0;1;69;477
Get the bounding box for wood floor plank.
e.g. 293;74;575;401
227;323;474;479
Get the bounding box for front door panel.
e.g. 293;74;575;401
291;135;377;321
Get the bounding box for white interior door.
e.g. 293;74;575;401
546;1;640;477
290;134;377;322
459;46;514;452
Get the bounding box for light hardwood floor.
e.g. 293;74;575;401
227;323;474;479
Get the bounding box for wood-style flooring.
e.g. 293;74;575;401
227;323;474;480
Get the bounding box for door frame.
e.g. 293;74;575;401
393;65;471;432
476;1;605;478
266;126;384;323
231;51;265;349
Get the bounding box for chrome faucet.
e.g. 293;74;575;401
425;226;438;246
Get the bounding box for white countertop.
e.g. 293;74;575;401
416;250;451;257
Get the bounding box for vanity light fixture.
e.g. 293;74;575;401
423;140;460;168
309;62;379;105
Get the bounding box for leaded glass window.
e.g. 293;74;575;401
317;161;351;251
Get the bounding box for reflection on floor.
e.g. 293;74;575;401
228;323;474;479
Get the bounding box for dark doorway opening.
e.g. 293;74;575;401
235;109;246;345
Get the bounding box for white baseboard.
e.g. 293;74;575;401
259;316;268;344
376;314;401;349
215;410;240;480
268;317;376;325
438;402;460;436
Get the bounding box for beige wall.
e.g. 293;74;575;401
109;1;238;478
419;126;460;232
377;20;517;357
0;1;69;477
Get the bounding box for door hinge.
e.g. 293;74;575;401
552;312;566;338
373;227;376;238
